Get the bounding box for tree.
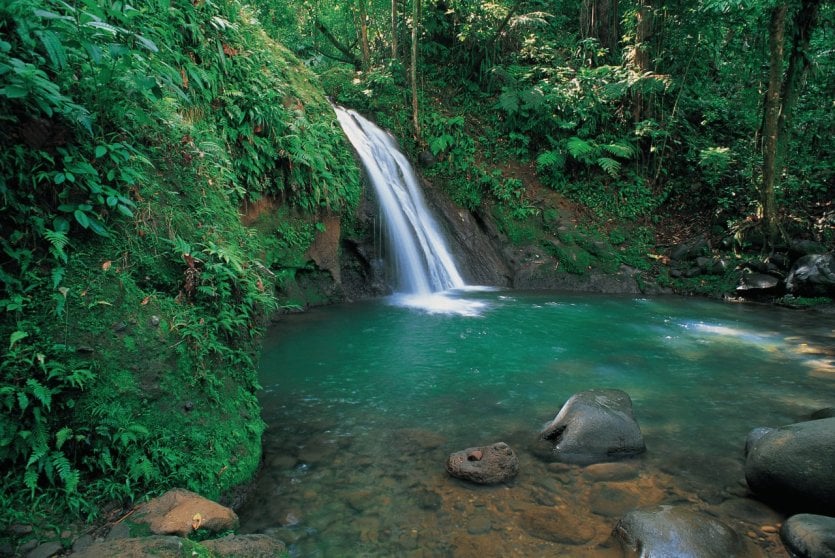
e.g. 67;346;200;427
411;0;421;141
760;0;822;248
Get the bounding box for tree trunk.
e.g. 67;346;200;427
580;0;620;61
411;0;421;141
760;2;787;249
391;0;398;59
776;0;822;172
357;0;371;69
312;16;363;69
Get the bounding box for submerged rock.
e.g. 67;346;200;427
445;442;519;484
744;417;835;514
539;389;645;464
780;514;835;558
613;505;764;558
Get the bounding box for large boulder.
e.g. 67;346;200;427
539;389;645;464
445;442;519;484
613;505;764;558
132;488;239;537
785;253;835;296
744;417;835;514
780;514;835;558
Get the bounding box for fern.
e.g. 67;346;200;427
51;451;79;493
44;229;70;263
536;150;565;170
601;142;635;159
55;426;73;450
597;157;621;177
497;90;520;115
27;378;53;411
566;136;595;159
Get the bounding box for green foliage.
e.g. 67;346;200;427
1;0;360;530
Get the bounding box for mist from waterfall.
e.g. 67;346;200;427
335;107;489;314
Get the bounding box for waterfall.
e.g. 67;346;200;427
335;106;467;295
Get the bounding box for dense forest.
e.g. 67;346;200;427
1;0;832;553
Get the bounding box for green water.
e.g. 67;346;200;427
238;292;835;557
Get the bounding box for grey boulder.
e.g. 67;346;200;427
613;505;764;558
780;514;835;558
539;389;645;464
744;417;835;514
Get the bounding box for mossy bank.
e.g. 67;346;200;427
0;0;360;541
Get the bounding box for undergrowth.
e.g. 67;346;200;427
0;0;360;537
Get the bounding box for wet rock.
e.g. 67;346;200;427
744;418;835;514
539;389;646;464
445;442;519;484
786;253;835;296
414;489;442;511
70;536;185;558
718;498;783;525
582;462;640;482
519;505;598;544
466;512;492;535
25;541;62;558
589;484;641;517
736;272;780;293
133;488;238;537
780;514;835;558
343;489;374;512
613;505;764;558
811;408;835;420
202;534;287;557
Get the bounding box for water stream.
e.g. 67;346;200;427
334;107;483;315
239;292;835;557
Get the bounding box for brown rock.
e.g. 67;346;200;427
202;534;287;557
446;442;519;484
133;488;238;537
519;505;598;544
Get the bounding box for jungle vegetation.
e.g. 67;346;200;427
1;0;832;543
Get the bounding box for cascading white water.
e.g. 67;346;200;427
335;106;467;295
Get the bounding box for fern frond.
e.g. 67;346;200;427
44;229;70;263
536;150;565;170
497;91;520;115
597;157;621;177
27;378;52;411
602;142;635;159
566;137;595;159
55;426;73;450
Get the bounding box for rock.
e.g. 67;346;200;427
786;253;835;296
519;504;598;544
744;418;835;514
790;240;829;258
670;236;709;261
133;488;239;537
539;389;645;464
811;408;835;420
736;272;780;292
70;536;184;558
613;505;764;558
445;442;519;484
25;541;63;558
780;514;835;558
201;534;287;558
466;512;492;535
